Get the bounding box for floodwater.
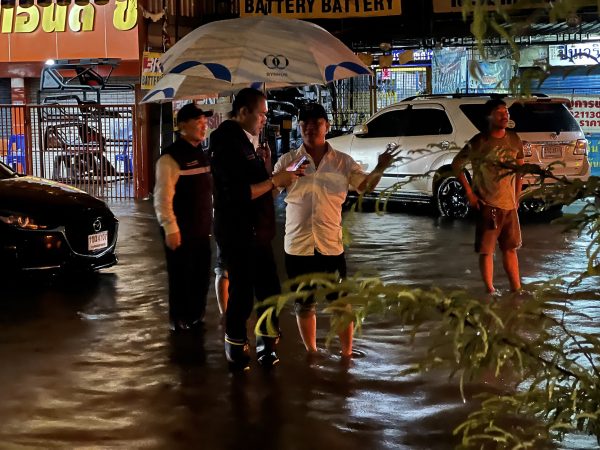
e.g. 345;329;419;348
0;199;598;449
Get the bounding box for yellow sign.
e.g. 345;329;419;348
433;0;550;13
141;51;163;90
0;0;137;33
241;0;401;18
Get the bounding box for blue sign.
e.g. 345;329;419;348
586;134;600;176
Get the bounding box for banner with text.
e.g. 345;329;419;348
241;0;401;18
569;96;600;175
433;0;551;13
141;52;163;90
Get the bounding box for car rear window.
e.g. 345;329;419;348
459;102;580;133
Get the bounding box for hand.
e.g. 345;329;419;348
256;142;271;161
165;231;181;250
272;170;298;188
375;144;401;171
293;162;308;177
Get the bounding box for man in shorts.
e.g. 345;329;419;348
273;103;397;357
452;98;524;294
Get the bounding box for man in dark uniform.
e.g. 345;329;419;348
154;103;214;331
210;88;296;370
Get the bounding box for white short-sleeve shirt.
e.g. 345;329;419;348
274;143;367;256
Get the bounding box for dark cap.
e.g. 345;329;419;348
299;103;328;122
177;103;213;123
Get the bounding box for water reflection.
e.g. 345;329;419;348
0;200;597;449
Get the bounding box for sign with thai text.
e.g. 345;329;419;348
241;0;401;18
433;0;551;13
0;0;137;33
549;43;600;67
0;0;139;62
569;95;600;134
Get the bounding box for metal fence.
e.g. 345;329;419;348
0;103;138;200
327;68;428;133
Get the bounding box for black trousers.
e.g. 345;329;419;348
162;231;211;325
218;239;281;341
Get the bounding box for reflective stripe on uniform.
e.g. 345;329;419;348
180;166;211;176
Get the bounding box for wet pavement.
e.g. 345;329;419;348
0;199;598;449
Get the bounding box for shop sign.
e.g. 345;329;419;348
433;0;551;13
569;95;600;134
0;0;137;33
241;0;401;18
549;43;600;67
413;49;433;62
141;51;163;90
391;49;432;63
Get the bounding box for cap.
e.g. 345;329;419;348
177;103;214;123
299;103;328;122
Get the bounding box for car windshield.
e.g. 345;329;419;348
0;160;17;179
459;102;581;133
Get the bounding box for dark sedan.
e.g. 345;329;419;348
0;160;118;273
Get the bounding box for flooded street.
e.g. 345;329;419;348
0;199;598;449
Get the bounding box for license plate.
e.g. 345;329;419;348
542;145;563;159
88;230;108;251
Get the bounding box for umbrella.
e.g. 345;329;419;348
154;15;371;91
141;73;305;103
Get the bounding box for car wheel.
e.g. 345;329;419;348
436;176;470;219
519;200;563;221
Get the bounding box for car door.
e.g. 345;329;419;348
350;103;455;195
398;104;455;194
349;105;408;192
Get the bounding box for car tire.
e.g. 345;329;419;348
435;176;470;219
519;201;563;221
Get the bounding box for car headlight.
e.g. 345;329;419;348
0;212;48;230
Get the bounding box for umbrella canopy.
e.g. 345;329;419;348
159;15;371;87
141;73;304;103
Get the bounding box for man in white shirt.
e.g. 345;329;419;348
273;103;398;358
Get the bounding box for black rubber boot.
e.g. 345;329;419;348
224;336;250;371
256;335;280;368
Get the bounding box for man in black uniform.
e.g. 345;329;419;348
154;103;213;331
210;88;296;370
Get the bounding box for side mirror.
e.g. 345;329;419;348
353;124;368;136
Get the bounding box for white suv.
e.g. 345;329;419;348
327;94;591;218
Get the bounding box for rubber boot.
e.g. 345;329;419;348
225;335;250;371
256;334;280;368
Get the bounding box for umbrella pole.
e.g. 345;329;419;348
159;103;163;153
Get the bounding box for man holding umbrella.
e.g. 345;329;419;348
210;88;297;370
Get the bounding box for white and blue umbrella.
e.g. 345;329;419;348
142;73;303;103
142;15;371;103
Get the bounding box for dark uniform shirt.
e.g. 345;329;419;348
210;120;275;245
157;138;212;238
